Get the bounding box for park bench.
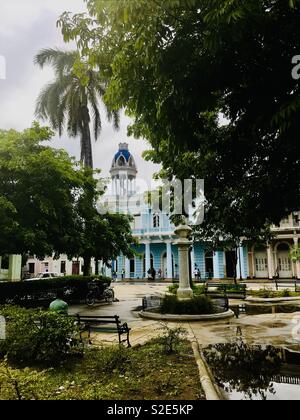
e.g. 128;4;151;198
72;314;131;348
274;279;300;293
205;282;247;300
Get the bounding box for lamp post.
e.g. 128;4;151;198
174;221;193;300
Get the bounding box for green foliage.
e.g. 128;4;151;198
156;324;187;355
57;0;300;244
168;284;179;295
0;340;203;400
160;294;215;315
0;307;81;366
0;359;48;400
249;288;299;298
0;125;81;258
35;48;119;169
0;126;136;272
251;288;276;299
291;245;300;262
192;284;206;296
280;289;291;298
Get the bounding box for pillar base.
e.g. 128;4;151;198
177;287;194;300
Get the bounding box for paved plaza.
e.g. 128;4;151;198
69;283;300;350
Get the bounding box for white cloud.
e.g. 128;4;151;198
0;0;161;182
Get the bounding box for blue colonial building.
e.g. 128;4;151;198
106;143;250;281
24;143;300;281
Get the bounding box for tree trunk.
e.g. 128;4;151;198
80;110;93;169
83;255;92;277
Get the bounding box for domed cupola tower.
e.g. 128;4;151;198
110;143;137;197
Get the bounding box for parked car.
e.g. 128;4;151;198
24;272;60;281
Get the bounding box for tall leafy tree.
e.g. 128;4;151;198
57;0;300;244
0;124;136;274
35;48;119;168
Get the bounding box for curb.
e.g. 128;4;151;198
246;296;300;303
138;309;235;322
191;341;222;401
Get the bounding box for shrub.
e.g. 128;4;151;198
168;284;179;295
280;289;291;298
160;295;215;315
192;284;206;296
156;324;187;355
0;306;82;366
254;288;275;299
0;275;111;307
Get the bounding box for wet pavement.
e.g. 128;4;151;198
68;283;300;350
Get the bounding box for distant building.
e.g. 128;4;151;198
23;143;300;281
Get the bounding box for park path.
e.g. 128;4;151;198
68;283;300;350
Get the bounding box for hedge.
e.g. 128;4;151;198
0;275;111;307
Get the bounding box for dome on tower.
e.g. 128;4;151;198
111;143;137;172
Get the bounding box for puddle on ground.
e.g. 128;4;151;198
204;342;300;400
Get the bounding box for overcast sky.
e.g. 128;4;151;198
0;0;161;184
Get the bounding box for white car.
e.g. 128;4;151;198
25;272;60;281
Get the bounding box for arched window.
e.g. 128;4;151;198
277;243;290;252
117;156;126;167
153;214;160;228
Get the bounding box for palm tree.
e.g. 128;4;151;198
35;48;119;169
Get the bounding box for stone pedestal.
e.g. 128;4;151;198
174;223;193;300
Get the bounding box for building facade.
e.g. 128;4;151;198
108;144;300;281
24;143;300;281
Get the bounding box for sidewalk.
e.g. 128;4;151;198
69;283;300;351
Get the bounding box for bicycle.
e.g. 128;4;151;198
85;281;115;306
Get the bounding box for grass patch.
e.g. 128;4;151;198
0;340;204;400
248;288;300;298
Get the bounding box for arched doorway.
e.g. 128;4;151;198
205;251;214;279
276;243;292;278
254;246;268;278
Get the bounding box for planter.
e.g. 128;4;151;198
246;296;300;304
138;309;235;322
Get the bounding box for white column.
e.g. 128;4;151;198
267;244;274;279
8;255;22;282
125;258;130;279
294;238;300;279
175;224;193;299
213;251;220;280
145;242;151;276
236;246;247;280
190;246;195;280
166;241;173;280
